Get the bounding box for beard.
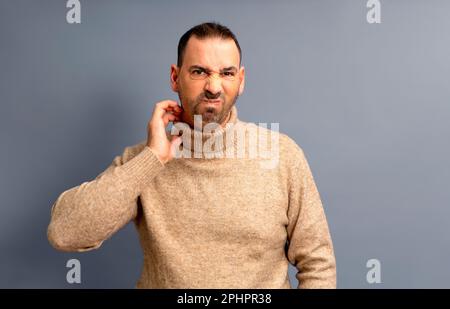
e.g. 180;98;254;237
179;90;238;127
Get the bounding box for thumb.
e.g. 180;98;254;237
169;135;183;159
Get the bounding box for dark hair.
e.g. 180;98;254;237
177;22;242;67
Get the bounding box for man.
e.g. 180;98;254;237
47;22;336;288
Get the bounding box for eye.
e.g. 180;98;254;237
222;71;236;77
191;69;206;76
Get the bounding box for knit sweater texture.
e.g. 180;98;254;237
47;106;336;288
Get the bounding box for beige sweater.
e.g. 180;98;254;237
47;106;336;288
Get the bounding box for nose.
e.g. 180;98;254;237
204;74;223;96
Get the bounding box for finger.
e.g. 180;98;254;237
165;108;183;117
174;104;183;113
165;108;182;116
163;113;177;122
169;104;183;113
162;113;178;126
153;100;180;119
169;136;183;158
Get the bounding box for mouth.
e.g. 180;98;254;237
201;99;222;105
201;100;222;107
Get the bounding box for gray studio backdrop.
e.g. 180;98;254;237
1;0;449;288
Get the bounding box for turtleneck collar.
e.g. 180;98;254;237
170;105;241;158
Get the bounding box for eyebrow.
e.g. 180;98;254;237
222;66;238;72
188;65;238;72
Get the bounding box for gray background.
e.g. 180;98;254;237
1;0;449;288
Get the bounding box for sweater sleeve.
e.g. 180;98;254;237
47;145;164;252
286;146;337;288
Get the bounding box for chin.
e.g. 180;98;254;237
201;113;219;124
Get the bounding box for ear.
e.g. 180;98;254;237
170;64;180;92
238;66;245;96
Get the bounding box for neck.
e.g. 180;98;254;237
173;105;240;158
181;108;233;131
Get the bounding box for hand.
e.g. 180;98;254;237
146;100;183;164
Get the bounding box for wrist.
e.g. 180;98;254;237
147;146;167;165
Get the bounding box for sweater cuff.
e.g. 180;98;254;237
118;146;165;190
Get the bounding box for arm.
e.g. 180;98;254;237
286;147;336;288
47;100;182;252
47;145;164;252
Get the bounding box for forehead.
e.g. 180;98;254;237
182;36;240;69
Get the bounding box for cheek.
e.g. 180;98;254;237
223;82;240;98
180;79;204;97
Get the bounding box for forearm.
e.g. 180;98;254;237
47;146;163;252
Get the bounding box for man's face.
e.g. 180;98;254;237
171;36;245;128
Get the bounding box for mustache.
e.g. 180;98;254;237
192;91;226;113
199;91;224;101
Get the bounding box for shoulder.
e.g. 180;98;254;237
111;139;148;166
239;120;303;151
277;133;309;174
237;120;307;169
279;133;304;158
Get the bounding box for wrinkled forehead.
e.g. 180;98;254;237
182;36;240;70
